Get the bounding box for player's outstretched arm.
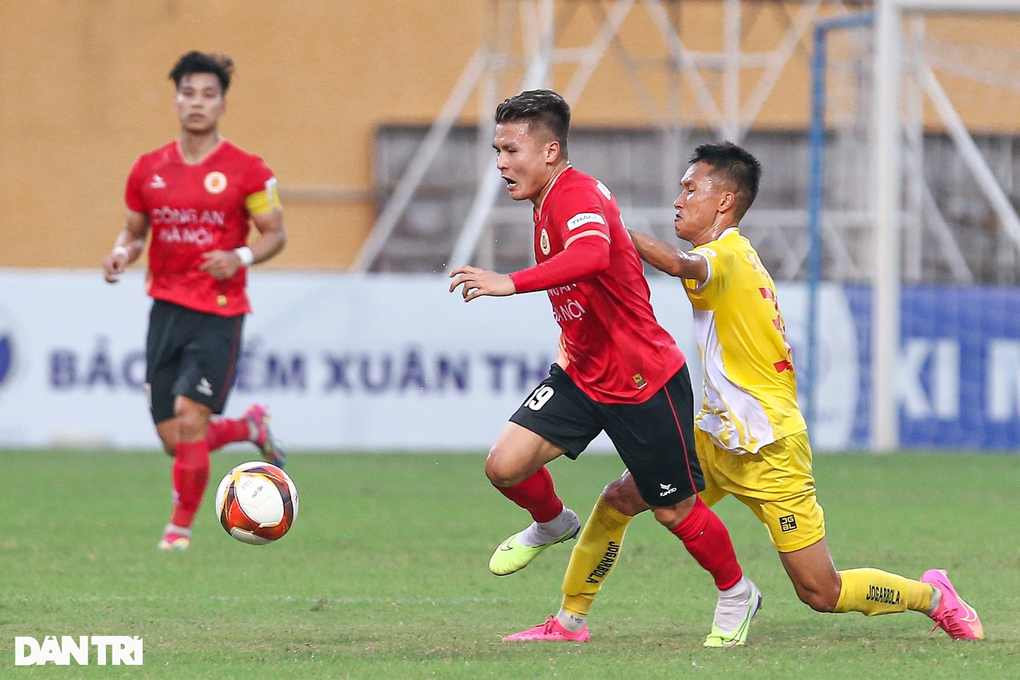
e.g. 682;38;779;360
102;210;149;283
628;228;708;285
200;207;286;281
448;266;517;302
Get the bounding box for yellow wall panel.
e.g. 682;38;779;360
1;1;1018;268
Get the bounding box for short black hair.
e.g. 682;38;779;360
169;51;235;94
689;142;762;220
495;89;570;159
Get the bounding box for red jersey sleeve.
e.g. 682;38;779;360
510;236;610;293
124;157;148;214
243;156;275;194
554;184;612;245
511;183;613;293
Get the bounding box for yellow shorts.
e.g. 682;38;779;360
695;428;825;553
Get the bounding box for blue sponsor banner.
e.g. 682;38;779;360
847;285;1020;450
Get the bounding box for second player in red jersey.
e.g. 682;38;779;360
102;52;287;552
125;139;279;316
449;90;755;645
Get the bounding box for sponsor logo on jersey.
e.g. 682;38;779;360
204;171;228;194
548;284;577;297
658;482;676;497
157;226;213;248
540;228;551;255
196;377;213;396
566;212;606;231
150;207;225;227
552;299;586;324
151;207;224;248
150;175;166;189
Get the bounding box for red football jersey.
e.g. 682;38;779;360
125;140;278;316
523;166;686;403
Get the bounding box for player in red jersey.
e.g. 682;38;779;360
449;90;759;645
102;52;287;551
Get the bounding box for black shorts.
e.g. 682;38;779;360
145;299;245;424
510;363;703;507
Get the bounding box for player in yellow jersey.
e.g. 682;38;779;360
520;142;984;647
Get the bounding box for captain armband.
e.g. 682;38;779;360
245;177;282;215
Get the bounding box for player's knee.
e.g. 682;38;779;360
650;495;697;529
484;447;526;488
173;403;209;441
601;476;647;516
795;581;840;612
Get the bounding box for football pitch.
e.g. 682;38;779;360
0;450;1016;679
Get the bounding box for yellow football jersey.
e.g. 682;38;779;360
683;229;806;453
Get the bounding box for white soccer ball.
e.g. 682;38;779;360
214;461;299;545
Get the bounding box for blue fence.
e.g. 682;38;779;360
845;285;1020;450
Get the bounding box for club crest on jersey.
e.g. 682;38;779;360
540;228;551;255
204;171;227;194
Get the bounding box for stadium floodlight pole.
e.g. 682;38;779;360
805;9;874;436
450;0;557;269
871;0;904;453
642;0;727;138
738;1;824;142
562;0;637;106
723;0;741;140
352;50;490;272
920;62;1020;248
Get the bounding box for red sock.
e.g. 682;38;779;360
495;466;564;523
205;416;250;451
670;496;743;590
170;440;211;529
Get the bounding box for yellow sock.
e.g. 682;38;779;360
834;568;934;616
560;496;633;617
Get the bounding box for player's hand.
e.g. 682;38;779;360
199;250;243;280
102;250;129;283
448;266;516;302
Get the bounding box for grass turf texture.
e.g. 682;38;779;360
0;450;1016;679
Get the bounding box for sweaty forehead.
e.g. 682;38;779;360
684;162;729;190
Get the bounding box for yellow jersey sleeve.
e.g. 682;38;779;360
683;241;736;307
245;177;282;216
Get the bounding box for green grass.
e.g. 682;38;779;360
0;450;1016;679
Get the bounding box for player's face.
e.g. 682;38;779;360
674;162;727;242
174;73;225;135
493;121;559;204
